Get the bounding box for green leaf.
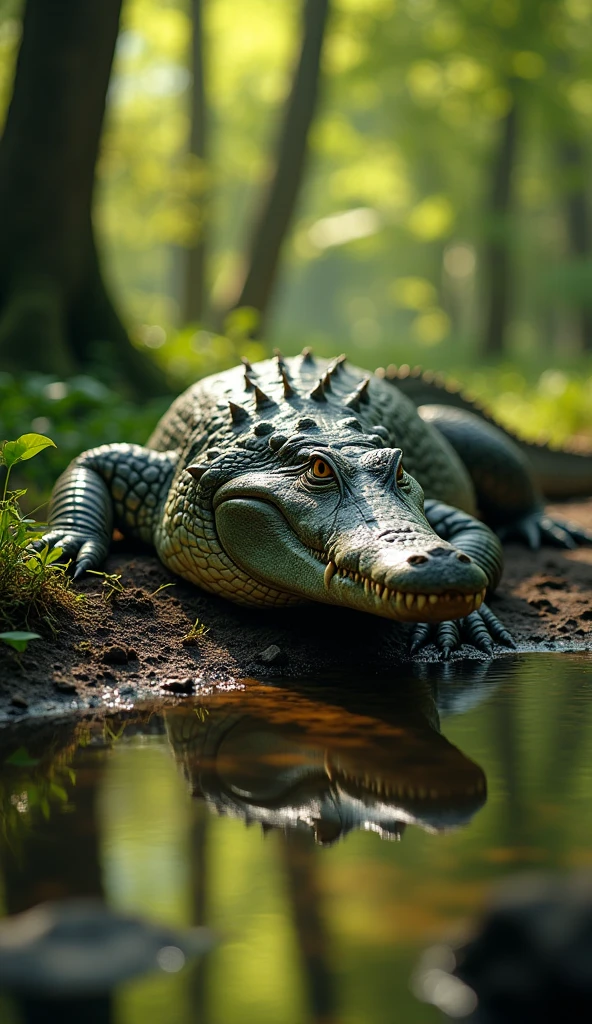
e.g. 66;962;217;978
44;546;64;565
4;747;40;767
0;631;42;652
49;782;68;802
2;434;56;470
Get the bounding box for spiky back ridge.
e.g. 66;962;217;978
148;348;400;460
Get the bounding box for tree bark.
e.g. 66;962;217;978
560;138;592;353
483;101;518;358
180;0;208;326
0;0;162;396
217;0;330;332
281;831;337;1024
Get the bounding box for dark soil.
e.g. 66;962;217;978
1;500;591;723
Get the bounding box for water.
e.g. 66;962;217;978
1;653;591;1023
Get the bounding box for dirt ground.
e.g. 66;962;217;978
1;500;591;724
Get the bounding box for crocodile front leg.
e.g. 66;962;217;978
410;499;514;658
38;444;177;576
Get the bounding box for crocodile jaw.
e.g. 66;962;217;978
215;497;487;623
321;556;486;623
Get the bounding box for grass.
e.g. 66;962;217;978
0;433;79;647
181;617;210;643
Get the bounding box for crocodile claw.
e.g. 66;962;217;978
497;512;592;550
410;603;516;660
33;529;109;577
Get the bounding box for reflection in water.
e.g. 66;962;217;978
0;655;591;1024
0;730;113;1024
165;680;488;845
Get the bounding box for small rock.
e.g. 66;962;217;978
258;644;283;665
54;680;78;695
102;646;128;666
162;677;194;694
11;696;28;709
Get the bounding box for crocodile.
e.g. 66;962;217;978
41;349;592;657
165;682;487;845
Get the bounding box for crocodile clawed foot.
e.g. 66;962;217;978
32;529;108;578
497;511;592;550
410;603;516;660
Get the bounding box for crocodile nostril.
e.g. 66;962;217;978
456;552;472;564
407;554;429;566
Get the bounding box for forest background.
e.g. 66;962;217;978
1;0;592;495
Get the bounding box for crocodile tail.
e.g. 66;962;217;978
377;363;592;501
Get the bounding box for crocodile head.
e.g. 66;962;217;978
206;374;487;622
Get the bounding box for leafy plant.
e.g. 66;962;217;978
0;631;41;653
0;432;78;636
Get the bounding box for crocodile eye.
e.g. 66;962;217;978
396;460;404;482
311;458;334;480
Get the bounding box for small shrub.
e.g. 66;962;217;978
0;433;79;638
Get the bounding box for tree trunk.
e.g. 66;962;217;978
560;138;592;353
216;0;330;332
483;101;518;358
180;0;208;326
281;831;337;1024
0;0;162;396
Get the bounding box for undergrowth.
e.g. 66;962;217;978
0;433;79;644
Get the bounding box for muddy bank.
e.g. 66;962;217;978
1;500;591;723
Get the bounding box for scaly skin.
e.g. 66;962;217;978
41;350;591;658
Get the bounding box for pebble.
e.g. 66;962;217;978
102;646;128;665
161;677;194;694
258;644;282;665
10;696;28;709
54;680;78;695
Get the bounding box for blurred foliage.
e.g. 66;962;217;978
463;364;592;444
2;0;592;437
0;371;169;500
0;738;77;849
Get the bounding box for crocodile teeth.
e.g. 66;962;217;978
382;587;390;602
375;583;383;599
364;578;370;596
475;592;483;608
465;593;473;604
416;594;427;611
405;593;415;609
395;591;406;609
428;594;439;605
324;561;337;589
